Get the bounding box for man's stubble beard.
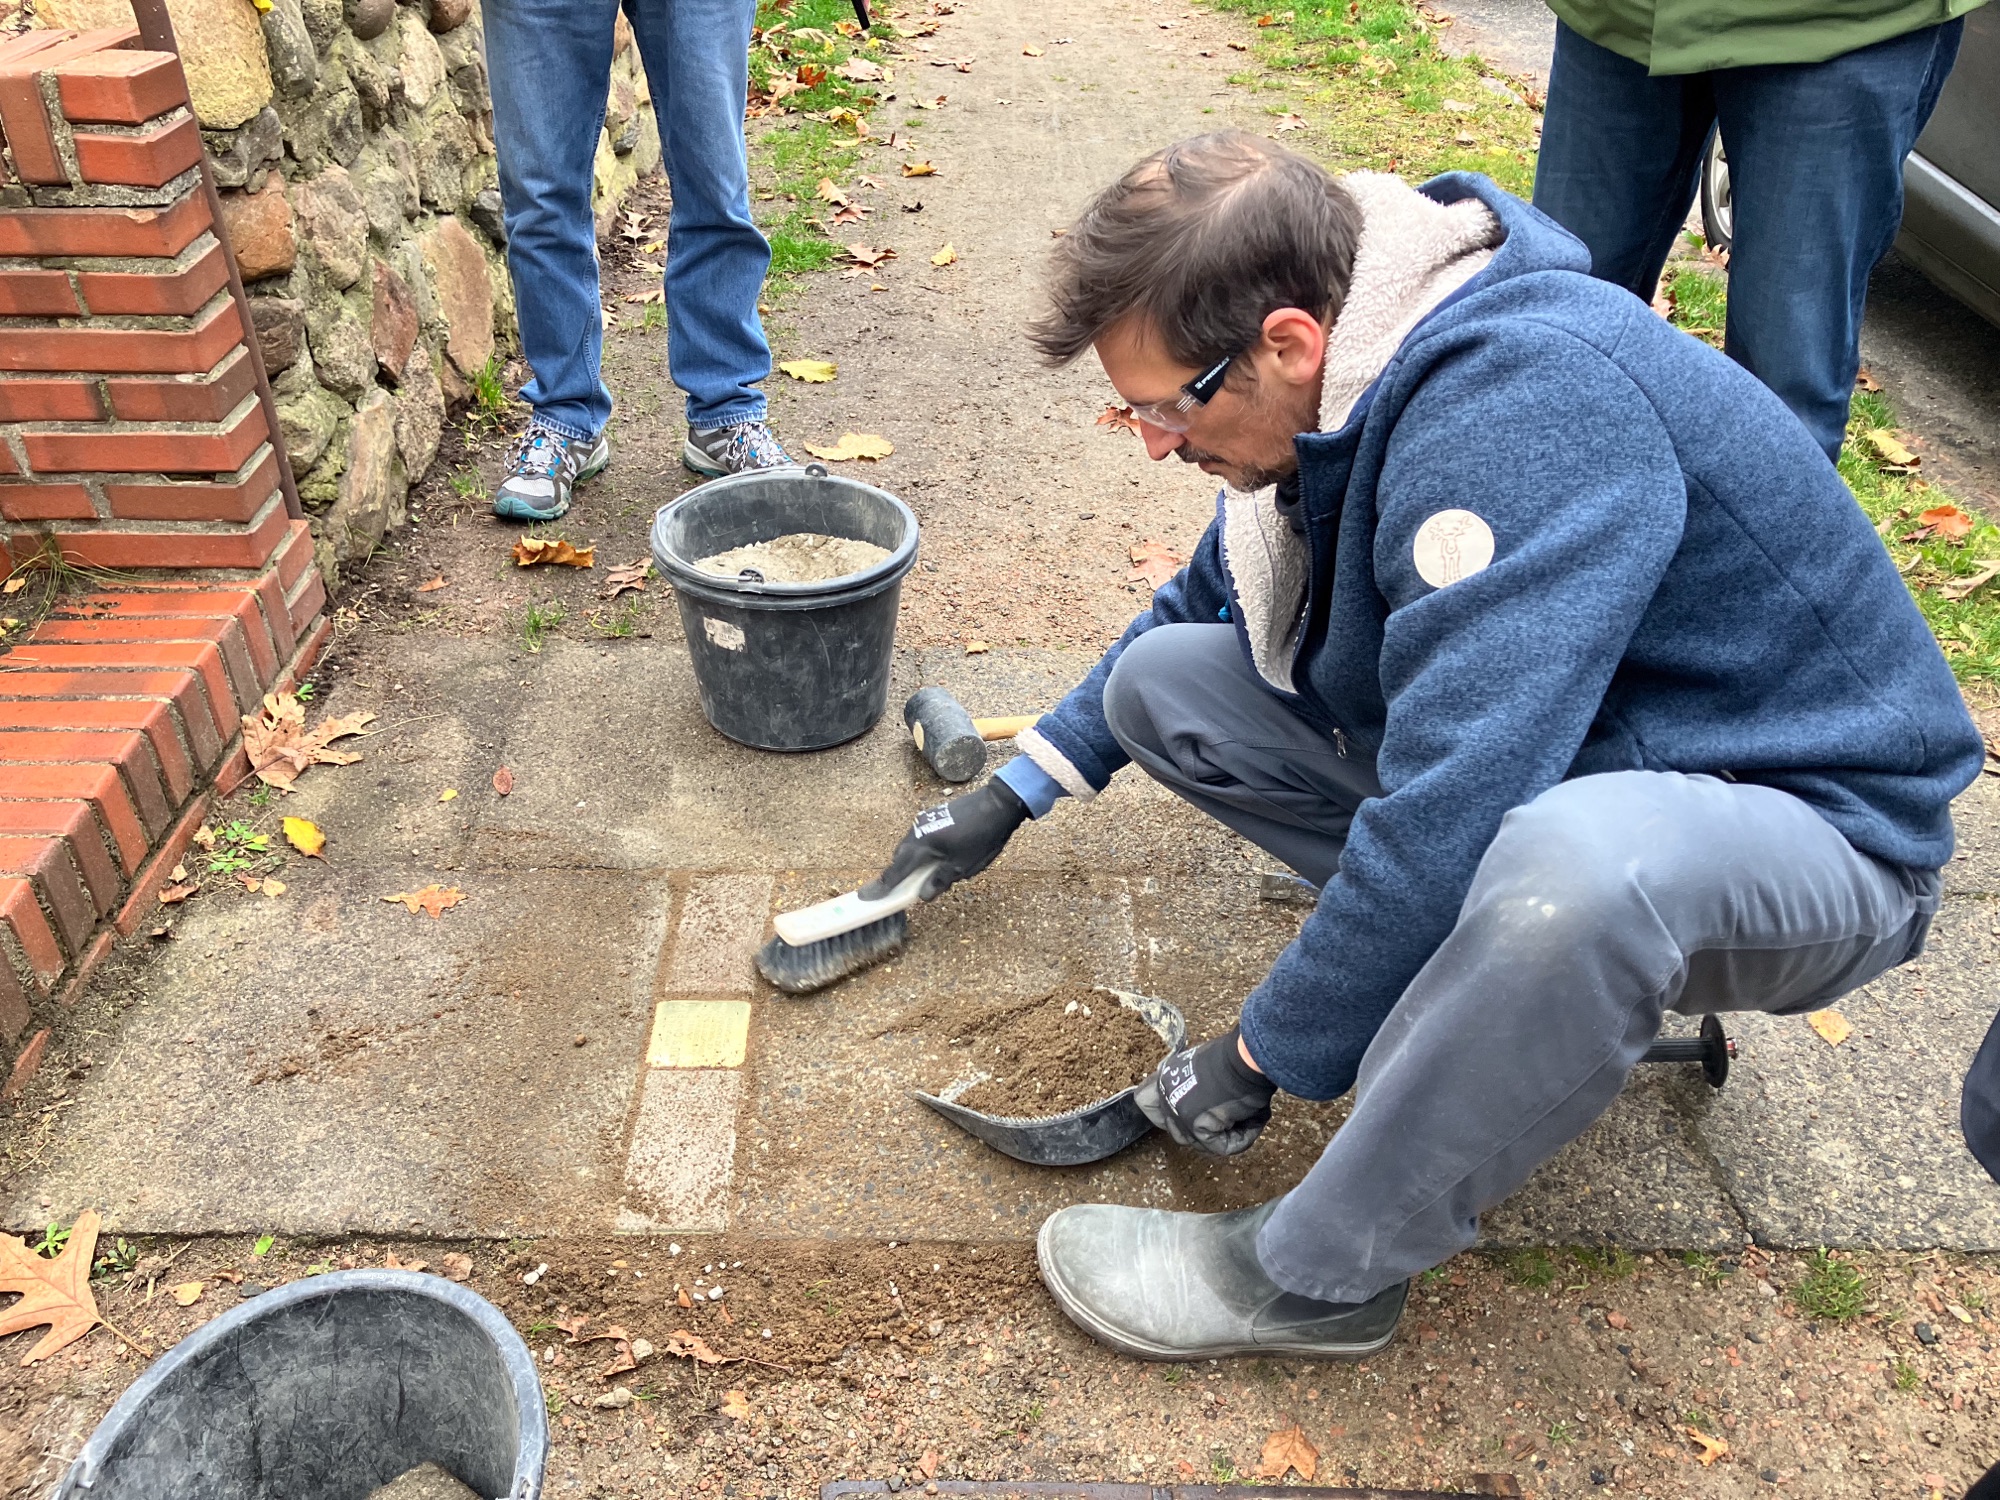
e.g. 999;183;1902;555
1173;444;1296;494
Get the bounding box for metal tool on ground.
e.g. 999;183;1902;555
904;686;1038;782
754;866;935;993
914;990;1186;1166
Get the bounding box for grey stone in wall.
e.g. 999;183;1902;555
262;0;320;98
413;108;475;214
394;344;445;482
293;166;370;290
345;0;395;43
469;186;505;246
203;106;284;191
303;288;374;402
301;0;344;55
250;296;307;374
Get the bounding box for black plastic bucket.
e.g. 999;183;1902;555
55;1270;547;1500
651;464;918;751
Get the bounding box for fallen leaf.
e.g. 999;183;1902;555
902;160;936;176
601;560;651;599
172;1280;203;1307
845;243;896;267
1022;43;1043;54
1866;428;1920;469
1940;560;2000;601
1807;1009;1852;1046
1442;97;1475;111
909;93;946;108
1686;1427;1729;1466
383;1251;427;1273
779;358;839;382
282;817;325;858
241;693;375;793
964;640;989;654
0;1212;103;1363
415;575;447;593
599;1341;639;1379
383;885;467;919
260;878;286;898
829;204;867;225
1128;538;1185;589
835;55;885;81
857;173;887;188
1917;504;1972;540
0;578;23;594
1855;367;1883;392
721;1389;753;1420
1605;1310;1630;1330
492;766;514;796
1255;1423;1319;1482
158;883;197;905
1272;111;1307;131
439;788;459;803
512;537;596;568
796;61;827;85
677;1286;693;1309
803;432;895;462
666;1329;726;1364
442;1252;473;1282
930;243;957;266
1096;404;1140;435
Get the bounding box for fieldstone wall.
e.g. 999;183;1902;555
22;0;663;589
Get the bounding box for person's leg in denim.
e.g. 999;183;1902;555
626;0;774;431
1714;20;1963;461
1532;22;1714;302
482;0;619;445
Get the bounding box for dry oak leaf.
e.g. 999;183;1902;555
158;883;197;905
930;243;957;266
779;358;839;382
1272;111;1308;131
835;55;885;81
901;160;936;176
666;1328;726;1364
383;884;467;919
1940;560;2000;602
815;177;849;205
1096;404;1141;435
846;243;896;267
492;766;515;797
442;1252;474;1282
1807;1008;1852;1046
1918;504;1973;540
1856;367;1883;392
1686;1427;1729;1466
512;537;595;568
283;817;325;858
601;560;651;600
1867;428;1920;469
909;93;945;108
242;692;374;793
1255;1423;1319;1482
1128;538;1186;589
172;1280;204;1306
720;1388;754;1420
804;432;894;462
0;1211;103;1364
415;574;447;593
796;61;827;85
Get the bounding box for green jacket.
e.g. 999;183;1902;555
1548;0;1988;73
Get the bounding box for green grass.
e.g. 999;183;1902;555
471;355;508;420
1199;0;1540;194
1791;1249;1868;1321
588;600;644;639
1569;1245;1637;1280
1499;1248;1559;1289
1547;1418;1578;1446
522;599;566;653
1682;1251;1730;1286
1660;260;1728;345
205;820;271;877
1892;1358;1922;1391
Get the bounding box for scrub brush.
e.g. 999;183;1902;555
753;866;933;994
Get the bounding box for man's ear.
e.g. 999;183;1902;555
1256;306;1327;389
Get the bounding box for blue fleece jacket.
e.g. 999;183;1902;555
1014;173;1985;1102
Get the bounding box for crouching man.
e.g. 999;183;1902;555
866;131;1983;1360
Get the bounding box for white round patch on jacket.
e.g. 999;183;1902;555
1412;509;1495;589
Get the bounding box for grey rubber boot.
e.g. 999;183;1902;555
1037;1199;1407;1361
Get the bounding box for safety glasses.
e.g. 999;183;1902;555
1124;350;1239;433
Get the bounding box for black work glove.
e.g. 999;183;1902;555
863;778;1029;901
1135;1024;1278;1156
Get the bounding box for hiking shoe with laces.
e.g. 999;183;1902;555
493;423;610;522
683;419;792;477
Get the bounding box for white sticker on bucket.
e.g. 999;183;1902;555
703;616;747;652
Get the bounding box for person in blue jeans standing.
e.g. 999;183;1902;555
484;0;791;522
1531;0;1981;462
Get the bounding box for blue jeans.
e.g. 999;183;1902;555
484;0;772;439
1532;19;1963;462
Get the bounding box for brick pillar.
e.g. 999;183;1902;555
0;26;329;1090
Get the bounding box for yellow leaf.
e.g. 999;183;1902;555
902;160;936;177
173;1281;203;1307
1023;43;1044;54
282;817;325;858
512;537;596;568
0;1211;103;1363
803;432;895;462
1807;1009;1852;1046
1866;428;1919;468
1685;1426;1729;1466
440;788;459;802
384;885;468;919
964;640;989;654
1;578;24;594
721;1388;753;1420
779;359;839;383
1254;1423;1319;1482
930;243;957;266
260;878;286;898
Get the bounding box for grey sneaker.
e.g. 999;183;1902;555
493;422;609;522
1037;1199;1407;1361
683;419;792;477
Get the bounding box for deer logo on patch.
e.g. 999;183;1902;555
1412;509;1495;589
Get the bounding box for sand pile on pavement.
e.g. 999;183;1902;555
696;532;890;583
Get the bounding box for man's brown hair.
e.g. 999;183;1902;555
1028;131;1360;370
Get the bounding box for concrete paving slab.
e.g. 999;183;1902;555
2;859;669;1237
1698;895;2000;1249
620;1067;741;1233
663;874;773;993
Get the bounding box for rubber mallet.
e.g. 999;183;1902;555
903;687;1036;782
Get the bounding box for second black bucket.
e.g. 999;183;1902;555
652;464;919;751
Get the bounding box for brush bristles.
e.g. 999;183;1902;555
754;911;908;995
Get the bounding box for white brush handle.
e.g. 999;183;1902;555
772;866;934;946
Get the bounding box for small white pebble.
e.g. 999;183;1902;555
704;1264;714;1274
732;1260;742;1268
522;1263;548;1286
1064;1000;1078;1014
668;1244;680;1256
710;1287;725;1300
1081;1004;1093;1017
763;1329;773;1339
933;1263;941;1272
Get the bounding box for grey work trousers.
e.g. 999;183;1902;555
1102;624;1942;1302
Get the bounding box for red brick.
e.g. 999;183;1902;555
77;237;225;316
0;34;87;185
0;836;93;955
271;515;314;591
53;586;278;684
287;565;328;639
53;48;184;125
0;949;25;1040
0;727;170;838
33;611;260;713
35;489;286;573
0;187;209;260
106;345;254;424
0;701;192;804
102;441;277;524
7;637;242;723
0;269;80;317
0;757;157;867
0;801;118;914
0;447;17;476
0;874;63;989
113;789;207;936
24;390;264;472
71;114;200;188
0;483;97;521
4;1026;50;1099
0;293;240;375
0;665;225;769
250;568;295;658
0;379;102;423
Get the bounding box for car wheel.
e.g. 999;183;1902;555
1699;129;1733;255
